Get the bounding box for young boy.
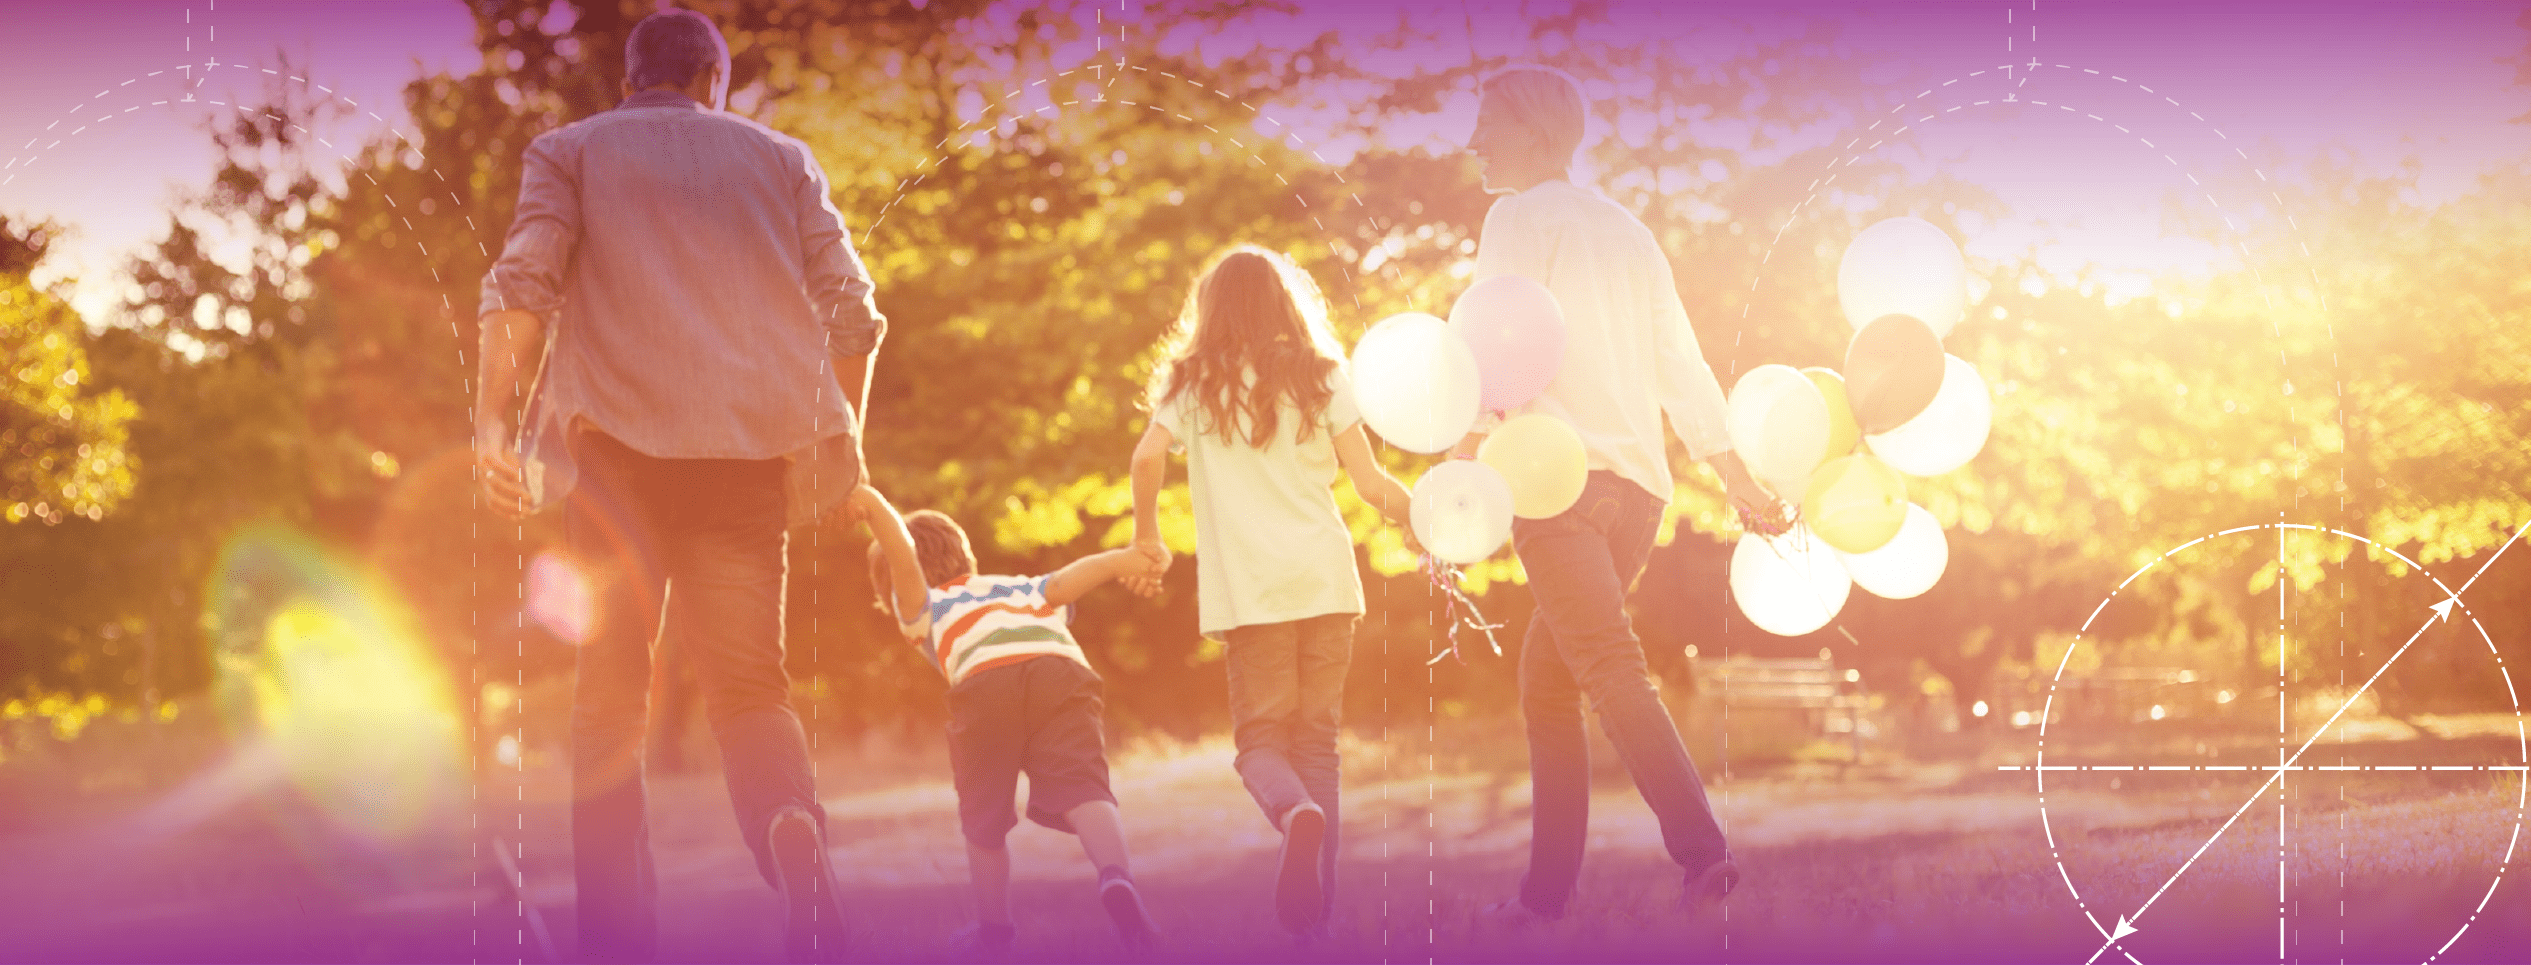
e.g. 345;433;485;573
848;484;1166;955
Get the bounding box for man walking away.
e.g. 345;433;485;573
473;10;884;962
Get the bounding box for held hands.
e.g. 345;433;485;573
843;483;890;529
475;421;531;521
1120;536;1171;598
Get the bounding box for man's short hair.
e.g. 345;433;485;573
625;9;731;92
1480;65;1588;163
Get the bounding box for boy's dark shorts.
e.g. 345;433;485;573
946;655;1115;848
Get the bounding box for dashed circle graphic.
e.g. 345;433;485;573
2014;521;2526;965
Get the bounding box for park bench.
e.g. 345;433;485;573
1988;666;2206;727
1691;649;1871;764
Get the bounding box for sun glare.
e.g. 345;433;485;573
208;526;464;841
526;552;594;645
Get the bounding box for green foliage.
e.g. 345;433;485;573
0;219;138;527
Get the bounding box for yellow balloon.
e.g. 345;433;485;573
1479;413;1588;519
1801;454;1907;554
1803;366;1861;458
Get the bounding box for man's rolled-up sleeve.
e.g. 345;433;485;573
478;134;582;320
793;140;885;356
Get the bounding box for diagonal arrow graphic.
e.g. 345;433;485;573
2430;514;2529;623
2083;916;2138;964
2093;515;2531;959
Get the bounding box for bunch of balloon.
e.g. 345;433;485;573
1725;216;1992;636
1358;276;1582;567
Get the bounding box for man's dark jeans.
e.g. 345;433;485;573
564;429;829;961
1512;470;1728;917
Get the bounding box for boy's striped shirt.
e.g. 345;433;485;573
899;574;1093;684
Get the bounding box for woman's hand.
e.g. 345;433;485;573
1715;450;1787;535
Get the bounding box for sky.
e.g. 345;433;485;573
1;1;2526;319
0;0;478;317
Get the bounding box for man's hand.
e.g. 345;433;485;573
476;421;531;521
475;308;548;521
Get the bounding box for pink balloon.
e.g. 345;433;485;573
1448;275;1566;412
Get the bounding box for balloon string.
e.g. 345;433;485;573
1738;505;1790;538
1421;555;1504;666
1746;505;1870;649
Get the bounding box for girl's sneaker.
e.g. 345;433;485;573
1098;865;1157;945
1275;803;1327;932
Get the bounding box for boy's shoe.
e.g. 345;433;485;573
1475;896;1561;930
1682;854;1742;912
1274;803;1327;932
948;921;1016;961
767;805;848;963
1097;865;1157;945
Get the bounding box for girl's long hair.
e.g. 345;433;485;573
1148;245;1346;447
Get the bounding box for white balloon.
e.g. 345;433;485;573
1725;364;1832;499
1728;525;1853;637
1352;312;1483;454
1865;355;1991;477
1836;503;1948;600
1838;216;1969;338
1410;459;1515;565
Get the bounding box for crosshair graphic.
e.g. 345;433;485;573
2003;521;2529;965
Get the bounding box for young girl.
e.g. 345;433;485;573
1129;245;1414;936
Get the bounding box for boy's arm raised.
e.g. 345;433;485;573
855;486;931;633
1042;548;1157;608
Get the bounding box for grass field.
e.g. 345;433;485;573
0;717;2524;964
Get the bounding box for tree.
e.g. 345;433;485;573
0;218;142;733
0;218;137;529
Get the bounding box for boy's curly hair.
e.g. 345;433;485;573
866;509;977;620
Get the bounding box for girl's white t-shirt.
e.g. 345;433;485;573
1155;367;1365;636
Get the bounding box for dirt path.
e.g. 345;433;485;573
2;737;2525;963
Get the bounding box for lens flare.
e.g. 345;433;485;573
526;552;593;644
206;524;463;842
